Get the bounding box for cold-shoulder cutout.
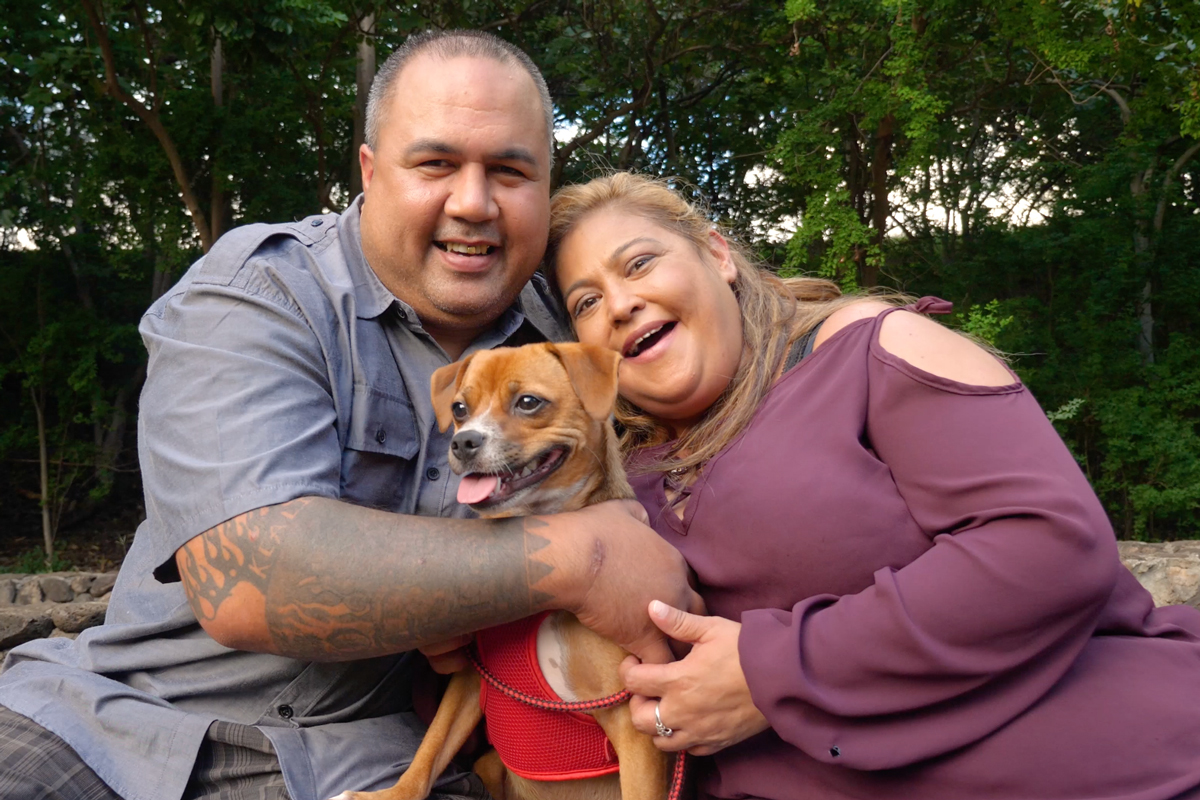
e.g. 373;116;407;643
812;300;1014;388
877;307;1014;387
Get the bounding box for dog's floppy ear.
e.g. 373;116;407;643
549;343;622;421
430;354;475;432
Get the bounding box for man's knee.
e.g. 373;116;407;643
0;704;122;799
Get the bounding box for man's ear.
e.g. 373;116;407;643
359;144;375;193
549;343;622;421
430;355;474;432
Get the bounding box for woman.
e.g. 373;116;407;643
545;172;1200;800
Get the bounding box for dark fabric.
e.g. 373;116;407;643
0;704;123;800
783;321;824;374
630;297;1200;800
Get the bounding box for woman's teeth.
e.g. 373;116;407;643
627;324;670;357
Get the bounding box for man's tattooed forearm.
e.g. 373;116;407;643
524;516;554;609
182;497;566;661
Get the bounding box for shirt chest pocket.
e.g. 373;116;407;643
341;385;421;514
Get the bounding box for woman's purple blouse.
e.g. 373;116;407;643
630;300;1200;800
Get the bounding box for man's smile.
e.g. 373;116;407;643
436;241;496;256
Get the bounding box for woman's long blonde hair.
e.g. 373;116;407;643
546;172;898;473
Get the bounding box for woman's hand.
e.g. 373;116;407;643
620;600;770;755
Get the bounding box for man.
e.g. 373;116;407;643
0;30;697;800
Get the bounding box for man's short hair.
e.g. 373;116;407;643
365;29;555;163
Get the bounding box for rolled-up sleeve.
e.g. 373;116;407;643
139;257;342;575
739;319;1120;770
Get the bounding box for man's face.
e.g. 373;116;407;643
359;54;551;344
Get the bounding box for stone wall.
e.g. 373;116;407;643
0;572;115;657
1117;540;1200;609
0;543;1197;659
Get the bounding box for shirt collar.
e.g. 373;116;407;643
339;196;400;321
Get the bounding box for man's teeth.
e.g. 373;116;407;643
442;242;493;255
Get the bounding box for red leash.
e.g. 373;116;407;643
467;645;688;799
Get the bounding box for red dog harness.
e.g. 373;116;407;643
473;613;621;782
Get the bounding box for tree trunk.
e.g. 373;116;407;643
864;113;894;288
351;12;376;198
1130;163;1155;365
32;384;53;566
210;32;226;242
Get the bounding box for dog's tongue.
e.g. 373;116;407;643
457;474;499;505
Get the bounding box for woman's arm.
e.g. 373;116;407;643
738;305;1118;769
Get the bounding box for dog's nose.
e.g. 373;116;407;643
451;429;484;458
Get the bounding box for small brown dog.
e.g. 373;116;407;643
334;342;668;800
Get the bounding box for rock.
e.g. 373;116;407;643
73;592;94;602
0;580;14;606
70;574;96;595
1119;541;1200;609
15;578;43;605
0;608;54;649
41;575;74;603
50;601;108;634
49;629;79;640
90;573;117;598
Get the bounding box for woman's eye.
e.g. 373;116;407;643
629;255;653;273
573;296;598;318
515;395;544;413
451;401;469;420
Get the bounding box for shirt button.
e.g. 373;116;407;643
309;218;323;227
397;309;408;321
278;704;294;719
375;428;387;444
425;467;440;481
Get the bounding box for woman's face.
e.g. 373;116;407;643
555;207;744;432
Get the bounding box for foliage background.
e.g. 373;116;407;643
3;0;1200;566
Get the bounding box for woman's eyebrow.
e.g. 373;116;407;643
561;237;663;300
608;237;661;265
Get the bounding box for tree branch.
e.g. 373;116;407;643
1153;139;1200;234
80;0;213;251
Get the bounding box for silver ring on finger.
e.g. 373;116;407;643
654;701;674;738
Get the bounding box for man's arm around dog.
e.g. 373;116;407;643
176;496;698;665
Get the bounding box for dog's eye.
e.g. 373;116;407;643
514;395;544;413
451;401;469;421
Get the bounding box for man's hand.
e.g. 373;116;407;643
530;500;704;665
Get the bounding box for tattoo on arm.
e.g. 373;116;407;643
177;502;291;621
179;498;565;661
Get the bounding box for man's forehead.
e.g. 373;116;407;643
381;53;548;157
393;53;539;117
